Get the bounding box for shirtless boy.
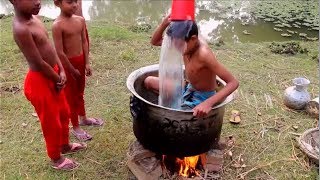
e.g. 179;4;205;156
10;0;86;170
53;0;103;141
145;16;239;117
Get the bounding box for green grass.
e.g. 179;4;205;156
0;16;319;179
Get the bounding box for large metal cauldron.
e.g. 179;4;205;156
127;64;235;157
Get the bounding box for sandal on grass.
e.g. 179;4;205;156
79;117;104;127
71;129;92;141
51;158;79;171
62;142;87;155
229;110;241;124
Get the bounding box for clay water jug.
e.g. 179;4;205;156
284;77;311;110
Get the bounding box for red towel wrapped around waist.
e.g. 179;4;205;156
67;53;85;77
23;64;70;160
24;64;59;100
64;53;86;126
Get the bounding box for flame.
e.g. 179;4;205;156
176;155;199;177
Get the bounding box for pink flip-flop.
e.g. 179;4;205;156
71;130;92;142
51;158;79;171
79;117;104;127
62;142;87;155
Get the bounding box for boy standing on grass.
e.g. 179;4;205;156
10;0;86;170
53;0;103;142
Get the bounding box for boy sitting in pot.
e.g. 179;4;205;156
144;15;239;118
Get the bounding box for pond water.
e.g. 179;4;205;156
0;0;318;43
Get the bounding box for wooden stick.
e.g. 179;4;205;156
196;173;205;180
291;140;310;170
288;132;302;136
263;171;276;180
237;158;295;178
239;121;264;127
277;125;291;141
85;157;103;165
204;168;208;179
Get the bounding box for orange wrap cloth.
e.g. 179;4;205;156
64;53;86;127
24;65;70;160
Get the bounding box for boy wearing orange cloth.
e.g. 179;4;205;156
53;0;103;141
10;0;86;170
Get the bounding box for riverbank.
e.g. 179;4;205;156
0;16;318;179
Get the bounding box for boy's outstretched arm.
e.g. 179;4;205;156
150;15;171;46
13;26;60;83
52;22;81;79
193;52;239;117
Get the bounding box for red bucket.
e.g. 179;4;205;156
171;0;195;21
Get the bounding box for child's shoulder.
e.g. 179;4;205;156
52;15;64;25
12;17;30;34
197;45;219;67
199;44;215;60
52;18;63;30
72;15;85;22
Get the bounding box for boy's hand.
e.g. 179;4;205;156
56;72;66;92
59;71;67;85
85;64;92;76
193;101;212;118
56;83;65;92
162;14;171;27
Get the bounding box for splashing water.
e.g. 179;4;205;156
158;35;184;109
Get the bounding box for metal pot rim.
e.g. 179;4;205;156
126;64;235;112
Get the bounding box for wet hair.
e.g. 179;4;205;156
166;20;198;42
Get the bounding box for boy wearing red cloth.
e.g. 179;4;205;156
53;0;103;141
10;0;86;170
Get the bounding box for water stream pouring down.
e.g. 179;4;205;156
158;34;184;109
158;0;195;109
158;20;196;109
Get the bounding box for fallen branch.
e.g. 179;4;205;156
222;147;246;171
204;168;208;179
288;132;302;136
239;121;264;128
85;157;103;165
237;158;295;179
196;173;206;180
263;171;276;180
291;139;310;171
277;125;292;141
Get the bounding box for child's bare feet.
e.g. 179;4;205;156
71;127;92;141
61;142;87;154
52;157;79;171
79;116;103;126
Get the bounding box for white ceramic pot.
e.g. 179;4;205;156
284;77;311;110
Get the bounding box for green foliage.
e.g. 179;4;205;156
269;41;308;55
90;24;138;40
120;48;135;61
129;24;152;33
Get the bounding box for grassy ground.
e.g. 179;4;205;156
0;16;319;180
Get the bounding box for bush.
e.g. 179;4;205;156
269;42;308;55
